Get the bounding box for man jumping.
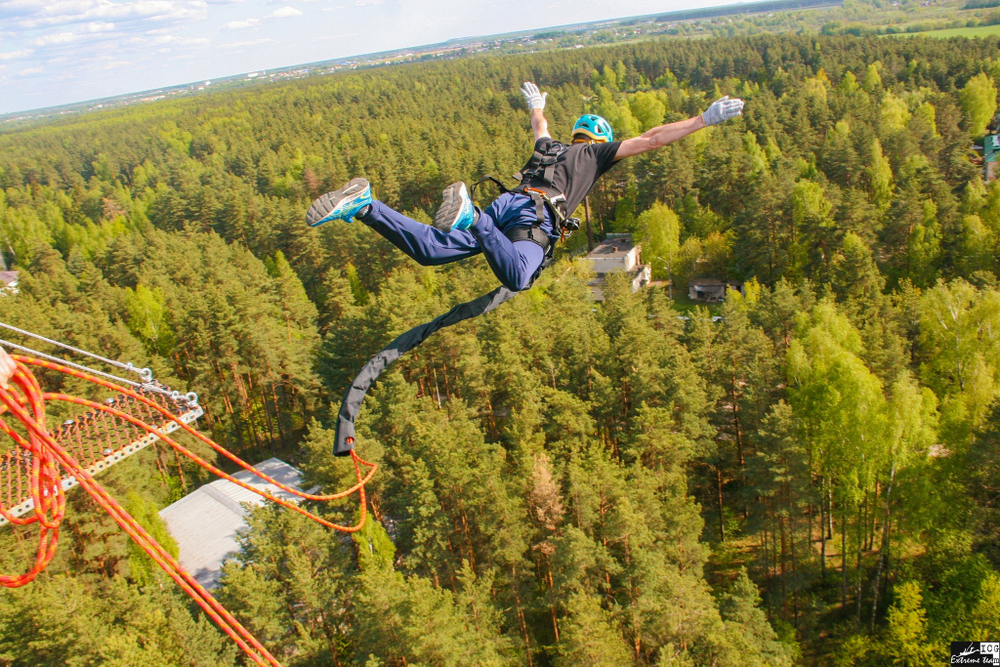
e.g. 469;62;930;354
305;82;744;291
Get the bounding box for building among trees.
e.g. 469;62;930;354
583;233;651;300
159;458;308;588
688;278;741;302
985;133;999;182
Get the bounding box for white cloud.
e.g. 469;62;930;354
83;20;115;32
15;66;42;76
269;6;301;18
0;49;33;61
28;21;114;47
125;32;208;45
223;16;258;28
104;59;131;69
322;5;345;9
224;5;302;29
221;37;277;48
2;1;208;30
355;0;384;5
33;31;76;45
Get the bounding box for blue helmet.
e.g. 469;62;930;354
572;114;614;142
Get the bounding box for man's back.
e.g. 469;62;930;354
517;137;621;215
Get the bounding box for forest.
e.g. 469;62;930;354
0;28;999;666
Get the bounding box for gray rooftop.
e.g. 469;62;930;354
586;235;637;259
158;457;307;589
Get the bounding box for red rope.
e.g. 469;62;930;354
0;355;377;667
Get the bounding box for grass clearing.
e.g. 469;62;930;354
670;293;723;316
893;23;1000;38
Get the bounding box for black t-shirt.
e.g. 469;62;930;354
517;137;622;215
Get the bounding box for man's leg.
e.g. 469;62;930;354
364;199;543;289
311;181;544;289
359;201;481;266
468;213;545;292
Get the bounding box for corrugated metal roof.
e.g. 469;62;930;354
158;458;306;589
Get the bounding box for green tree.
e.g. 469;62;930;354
959;72;998;137
879;581;941;667
554;593;632;667
918;279;1000;444
867;139;895;213
635;202;681;283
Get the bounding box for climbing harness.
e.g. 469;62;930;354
0;328;377;667
511;140;583;239
470;137;583;244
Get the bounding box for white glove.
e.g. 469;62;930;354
701;95;744;126
521;81;547;111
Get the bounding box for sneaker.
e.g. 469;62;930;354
305;178;372;227
433;182;476;232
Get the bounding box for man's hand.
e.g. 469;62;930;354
521;82;547;111
701;95;744;126
0;348;17;390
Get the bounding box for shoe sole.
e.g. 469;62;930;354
433;182;469;232
306;177;369;227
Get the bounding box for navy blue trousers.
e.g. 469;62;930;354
359;193;553;292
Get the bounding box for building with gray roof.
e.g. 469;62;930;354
158;458;307;589
583;234;651;301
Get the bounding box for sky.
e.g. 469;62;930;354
0;0;728;115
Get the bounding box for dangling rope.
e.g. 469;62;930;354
0;355;377;667
334;285;517;455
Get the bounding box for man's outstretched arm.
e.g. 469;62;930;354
614;95;744;160
521;82;551;141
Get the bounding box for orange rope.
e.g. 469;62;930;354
0;355;377;667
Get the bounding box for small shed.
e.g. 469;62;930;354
688;279;729;302
159;458;309;589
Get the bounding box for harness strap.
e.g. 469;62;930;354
470;176;510;203
471;175;564;235
504;225;551;254
525;189;548;229
515;142;570;187
503;226;553;291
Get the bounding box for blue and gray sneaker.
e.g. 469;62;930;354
433;182;476;232
305;177;372;227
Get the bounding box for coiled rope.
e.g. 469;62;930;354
0;354;377;667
